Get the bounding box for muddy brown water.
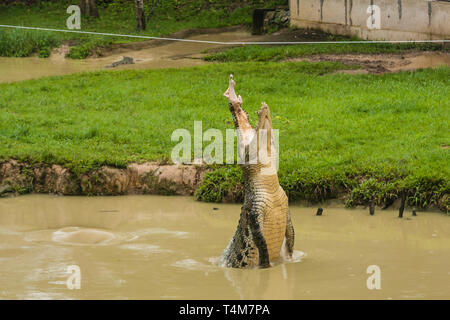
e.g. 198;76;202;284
0;30;263;83
0;194;448;299
0;29;449;83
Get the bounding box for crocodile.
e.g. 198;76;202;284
105;56;135;68
219;74;295;269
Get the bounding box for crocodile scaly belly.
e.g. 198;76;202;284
262;192;288;261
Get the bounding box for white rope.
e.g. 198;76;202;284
0;24;449;45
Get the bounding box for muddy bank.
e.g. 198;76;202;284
0;160;207;197
90;26;338;59
293;51;450;74
97;25;246;55
0;160;448;213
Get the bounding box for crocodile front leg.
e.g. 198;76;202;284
245;202;270;268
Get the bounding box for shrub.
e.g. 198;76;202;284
0;29;60;57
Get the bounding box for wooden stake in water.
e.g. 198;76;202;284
398;190;406;218
369;200;375;216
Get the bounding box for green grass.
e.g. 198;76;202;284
66;36;114;59
0;0;286;58
0;28;61;58
0;61;448;210
204;42;448;62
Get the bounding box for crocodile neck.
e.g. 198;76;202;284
241;164;280;194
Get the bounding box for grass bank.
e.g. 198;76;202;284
0;0;286;58
0;61;448;211
204;41;448;62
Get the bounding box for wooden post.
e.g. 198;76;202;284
369;200;375;215
398;189;406;218
135;0;146;31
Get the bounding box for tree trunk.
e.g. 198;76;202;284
135;0;146;31
79;0;99;18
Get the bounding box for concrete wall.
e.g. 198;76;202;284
289;0;450;40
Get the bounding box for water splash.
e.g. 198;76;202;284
24;226;135;246
172;258;218;273
283;250;307;263
51;227;116;245
135;228;190;238
119;243;171;254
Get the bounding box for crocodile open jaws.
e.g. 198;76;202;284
219;74;295;269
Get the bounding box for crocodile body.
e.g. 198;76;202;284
105;56;134;68
219;75;295;269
